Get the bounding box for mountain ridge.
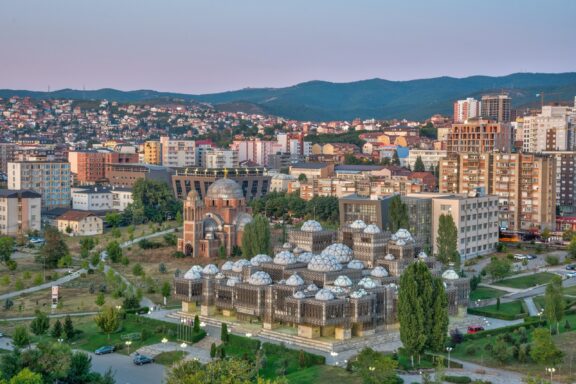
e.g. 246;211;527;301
2;72;575;120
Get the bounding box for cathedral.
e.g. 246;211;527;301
178;178;253;258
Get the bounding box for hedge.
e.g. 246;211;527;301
444;375;472;384
124;306;150;315
464;318;546;341
466;306;528;321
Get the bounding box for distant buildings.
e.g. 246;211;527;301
517;106;573;152
71;186;133;212
0;143;16;173
144;141;162;165
453;97;481;123
204;149;239;169
105;163;173;188
0;189;41;236
160;136;196;167
446;119;512;154
481;94;511;123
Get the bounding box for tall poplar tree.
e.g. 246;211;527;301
544;275;564;334
414;156;426;172
398;263;426;367
429;277;449;351
388;195;409;233
241;214;271;258
436;214;459;267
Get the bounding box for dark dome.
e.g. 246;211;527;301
206;178;244;200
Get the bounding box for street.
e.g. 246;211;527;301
89;352;165;384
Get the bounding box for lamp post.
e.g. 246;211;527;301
161;337;168;351
446;347;453;369
125;341;132;355
546;367;555;382
57;338;64;344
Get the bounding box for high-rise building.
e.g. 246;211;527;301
0;143;17;173
8;160;71;210
144;141;162;165
481;94;511;122
204;149;239;169
446;119;512;154
230;139;283;166
518;106;572;152
68;150;106;184
160;136;196;167
438;153;556;231
453;98;481;123
541;151;576;216
0;189;41;236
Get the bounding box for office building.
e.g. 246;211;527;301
105;163;173;189
339;195;393;230
0;189;41;236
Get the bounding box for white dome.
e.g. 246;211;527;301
183;268;201;280
286;273;305;286
282;242;292;250
396;239;406;246
330;286;346;295
232;259;251;272
306;283;319;292
215;272;226;279
226;276;241;287
206;178;244;200
385;283;398;290
350;220;367;230
442;269;460;280
418;251;428;259
250;254;272;266
347;260;365;270
358;277;379;289
371;266;389;277
202;264;219;275
293;291;306;299
221;261;234;271
248;271;273;286
321;243;353;263
307;254;342;272
297;252;315;263
393;228;414;243
235;213;253;231
391;234;398;241
301;220;323;232
350;289;368;299
384;253;395;260
314;288;335;301
333;275;353;288
274;251;297;265
292;246;304;254
191;265;203;273
363;224;381;234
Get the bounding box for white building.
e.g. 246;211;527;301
72;186;133;212
270;173;297;192
0;189;41;236
112;188;133;212
160;136;196;167
453;98;481;123
205;149;239;169
404;149;447;171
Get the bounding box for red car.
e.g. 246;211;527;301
467;325;484;334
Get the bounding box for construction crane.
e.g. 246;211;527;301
535;91;563;108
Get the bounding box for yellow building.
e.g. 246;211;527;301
144;141;162;165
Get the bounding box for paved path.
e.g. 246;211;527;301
523;297;539;316
1;311;97;322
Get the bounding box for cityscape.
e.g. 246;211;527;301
1;1;576;384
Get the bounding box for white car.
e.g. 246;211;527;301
566;271;576;278
513;254;528;260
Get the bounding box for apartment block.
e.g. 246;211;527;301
204;149;239;169
481;94;511;123
0;189;41;236
518;106;573;152
68;151;106;184
160;136;196;167
144;141;162;165
446;119;511;153
404;149;447;171
453;97;481;123
230;139;283;166
8;160;71;211
0;143;17;173
542;151;576;215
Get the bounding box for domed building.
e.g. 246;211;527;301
178;178;253;258
286;220;335;254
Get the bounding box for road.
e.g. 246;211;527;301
89;352;165;384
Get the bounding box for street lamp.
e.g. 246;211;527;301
115;305;122;310
546;367;556;382
57;338;64;344
446;347;453;369
246;333;252;338
369;366;375;372
125;340;132;355
330;351;338;357
180;342;188;349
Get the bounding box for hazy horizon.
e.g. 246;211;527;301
1;0;575;94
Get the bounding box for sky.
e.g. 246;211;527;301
1;0;575;94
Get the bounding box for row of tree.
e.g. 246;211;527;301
250;192;339;223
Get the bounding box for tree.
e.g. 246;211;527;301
95;292;106;307
105;212;122;228
51;319;63;338
388;195;408;232
298;173;307;182
124;179;182;224
544;275;564;334
106;241;122;263
175;211;183;225
94;306;121;340
166;358;267;384
484;257;512;281
350;347;399;384
159;263;167;273
64;315;75;341
428;277;449;352
492;338;513;364
7;368;43;384
0;236;15;268
193;315;200;333
530;328;563;364
219;347;226;360
161;281;171;305
568;236;576;259
398;263;427;367
414;156;426;172
221;323;229;343
436;214;459;267
39;226;69;268
218;245;227;259
30;310;50;336
496;297;501;310
12;326;30;349
132;263;144;276
392;150;400;165
210;343;217;359
241;215;271;258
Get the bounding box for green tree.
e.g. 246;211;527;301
398;263;427;367
220;323;229;343
132;263;144;276
8;368;43;384
388;195;408;232
210;343;217;359
544;275;564;334
484;257;512;281
124;179;182;224
95;292;106;307
39;226;69;268
392;150;400;165
166;358;267;384
63;315;75;341
414;156;426;172
436;214;459;267
530;328;563;364
241;215;271;258
0;236;15;268
568;236;576;259
428;277;449;352
298;173;307;182
161;281;171;305
175;211;183;225
51;319;63;338
30;310;50;336
218;245;227;259
12;326;31;349
94;306;121;340
106;241;122;263
350;347;399;384
193;315;200;333
64;351;95;384
105;212;122;228
492;338;513;364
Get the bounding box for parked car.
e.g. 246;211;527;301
0;332;4;337
133;354;154;365
513;254;528;260
95;346;115;355
467;325;485;334
567;271;576;278
526;254;537;260
566;264;576;271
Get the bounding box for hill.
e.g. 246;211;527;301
2;73;575;120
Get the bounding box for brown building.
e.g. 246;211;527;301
542;151;576;216
289;162;334;180
0;189;41;236
481;94;511;123
178;178;253;258
105;163;174;188
68;150;139;185
339;194;394;230
446;119;511;154
0;143;16;173
171;167;270;201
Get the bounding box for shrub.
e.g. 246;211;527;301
172;251;185;259
132;263;144;276
564;319;571;330
138;239;162;250
545;255;559;266
445;376;472;384
465;346;476;356
450;328;464;345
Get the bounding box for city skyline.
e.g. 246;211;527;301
1;0;575;93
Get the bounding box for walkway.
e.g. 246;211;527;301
523;297;539;316
2;311;97;322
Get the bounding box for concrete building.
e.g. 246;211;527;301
204;149;239;169
446;119;512;154
0;143;16;173
339;195;393;230
8;160;71;210
68;150;139;185
111;188;133;212
0;189;41;236
453;97;481;123
542;151;576;216
404;149;447;171
105;163;173;189
144;141;162;165
71;187;113;211
270;173;297;192
160;136;196;167
481;94;511;123
519;106;572;152
231;139;283;166
171;167;270;200
56;210;103;236
289;163;334;180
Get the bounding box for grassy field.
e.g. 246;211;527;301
286;365;362;384
494;272;557;289
565;285;576;296
0;249;60;295
469;287;507;301
154;351;187;366
470;300;526;319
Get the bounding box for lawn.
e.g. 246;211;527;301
469;287;507;301
533;295;576;312
494;272;557;289
154;351;187;366
564;285;576;296
468;300;527;320
286;365;362;384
